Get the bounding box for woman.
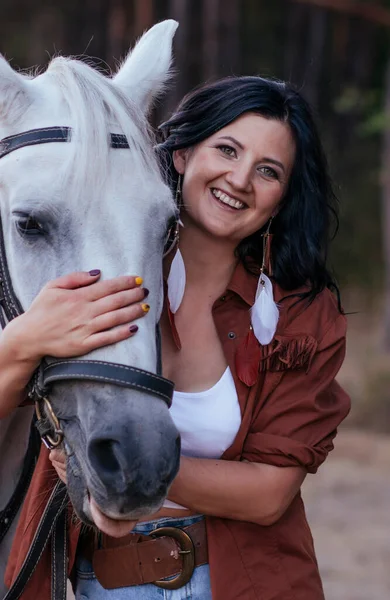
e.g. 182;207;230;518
2;76;350;599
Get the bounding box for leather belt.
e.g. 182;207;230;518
81;519;208;591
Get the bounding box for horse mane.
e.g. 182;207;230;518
42;56;164;199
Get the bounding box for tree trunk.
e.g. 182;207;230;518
219;0;240;76
283;2;308;85
381;57;390;350
134;0;154;37
83;0;110;63
163;0;190;112
303;5;327;110
202;0;219;81
107;0;128;65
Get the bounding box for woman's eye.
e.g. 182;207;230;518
16;217;45;236
218;145;236;157
259;166;278;179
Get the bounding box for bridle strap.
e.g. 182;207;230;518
0;213;24;323
36;359;173;407
0;125;180;600
0;125;175;407
0;125;178;600
0;125;176;438
0;125;176;446
0;126;129;159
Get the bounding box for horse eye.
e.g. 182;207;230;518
16;216;45;236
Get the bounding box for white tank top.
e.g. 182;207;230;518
163;366;241;509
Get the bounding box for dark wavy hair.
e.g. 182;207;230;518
157;76;339;303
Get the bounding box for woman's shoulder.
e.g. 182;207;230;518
273;282;345;343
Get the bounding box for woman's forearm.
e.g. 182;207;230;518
168;456;306;526
0;319;40;418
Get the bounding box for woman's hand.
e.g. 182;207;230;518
49;449;68;484
2;270;150;363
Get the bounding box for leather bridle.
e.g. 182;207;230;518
0;126;176;449
0;126;180;600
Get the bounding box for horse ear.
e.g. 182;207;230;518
113;20;178;113
0;56;31;126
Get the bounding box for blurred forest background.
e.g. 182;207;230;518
1;1;390;598
1;0;388;432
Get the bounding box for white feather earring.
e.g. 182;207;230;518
167;248;186;313
167;174;186;314
251;219;279;345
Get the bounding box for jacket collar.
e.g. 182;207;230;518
226;260;259;308
225;261;304;312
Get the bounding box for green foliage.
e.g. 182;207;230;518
334;85;390;136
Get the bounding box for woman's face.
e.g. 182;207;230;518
173;112;296;243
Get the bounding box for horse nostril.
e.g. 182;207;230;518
88;438;122;479
87;432;182;499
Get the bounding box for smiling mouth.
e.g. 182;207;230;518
211;188;247;210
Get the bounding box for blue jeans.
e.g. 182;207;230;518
75;514;212;600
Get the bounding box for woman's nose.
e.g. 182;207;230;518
225;163;252;191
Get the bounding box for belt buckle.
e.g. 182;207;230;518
150;526;195;590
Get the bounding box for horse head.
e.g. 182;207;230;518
0;21;181;527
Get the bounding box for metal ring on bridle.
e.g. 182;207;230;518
35;397;64;449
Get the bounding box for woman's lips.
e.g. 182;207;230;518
89;496;138;538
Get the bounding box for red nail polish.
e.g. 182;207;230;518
129;325;138;334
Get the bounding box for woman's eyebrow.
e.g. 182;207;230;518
217;135;244;150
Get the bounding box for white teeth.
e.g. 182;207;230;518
212;189;244;210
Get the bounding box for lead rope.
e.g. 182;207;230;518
51;500;68;600
0;419;40;545
2;481;68;600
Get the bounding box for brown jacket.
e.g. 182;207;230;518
5;262;350;599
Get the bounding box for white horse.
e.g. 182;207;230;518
0;20;180;595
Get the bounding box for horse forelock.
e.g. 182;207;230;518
40;56;167;202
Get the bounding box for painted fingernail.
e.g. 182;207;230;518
135;276;143;286
143;288;150;298
129;325;139;334
89;269;101;276
141;303;150;313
